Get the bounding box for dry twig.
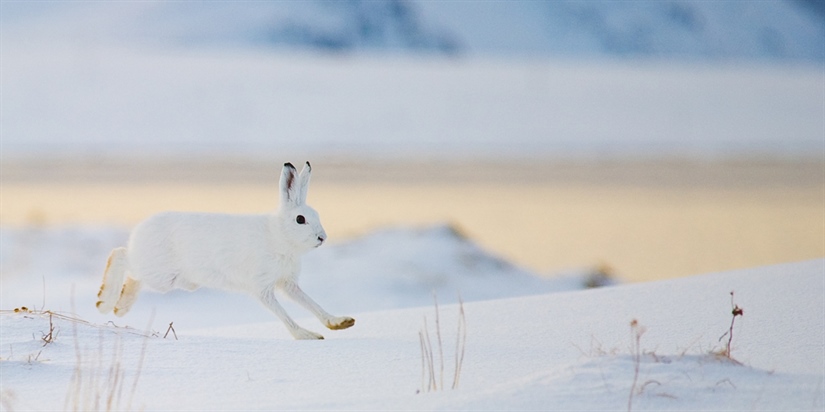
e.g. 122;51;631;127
163;322;178;340
716;291;744;360
628;319;647;412
418;294;468;394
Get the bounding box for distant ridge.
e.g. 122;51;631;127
2;0;823;62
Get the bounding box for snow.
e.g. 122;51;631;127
2;2;824;159
2;3;824;409
1;243;823;410
1;45;822;159
2;1;823;61
418;1;825;61
0;225;602;330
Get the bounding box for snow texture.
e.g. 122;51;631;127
2;1;823;61
1;228;823;411
0;225;600;331
2;0;824;159
1;45;822;158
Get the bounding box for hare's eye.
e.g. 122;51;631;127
296;215;306;224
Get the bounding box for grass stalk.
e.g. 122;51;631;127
627;319;646;412
433;294;444;391
452;296;467;390
418;294;467;394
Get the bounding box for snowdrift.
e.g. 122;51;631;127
1;258;822;410
0;224;600;331
2;45;822;158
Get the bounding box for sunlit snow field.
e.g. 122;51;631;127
2;2;824;410
0;51;825;410
1;254;823;410
2;44;823;281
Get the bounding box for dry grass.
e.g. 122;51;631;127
627;319;647;412
0;308;156;340
714;291;744;362
625;292;748;410
418;294;467;394
63;314;152;412
1;305;156;411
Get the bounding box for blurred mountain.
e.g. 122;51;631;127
796;0;825;17
2;0;823;62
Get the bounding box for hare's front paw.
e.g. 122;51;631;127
326;316;355;330
291;328;324;340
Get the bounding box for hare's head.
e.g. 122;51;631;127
276;162;327;252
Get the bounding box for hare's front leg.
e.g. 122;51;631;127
276;279;355;331
259;289;324;340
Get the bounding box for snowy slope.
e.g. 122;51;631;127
0;225;600;332
3;1;822;160
1;45;822;158
2;1;823;61
1;259;822;410
419;0;825;61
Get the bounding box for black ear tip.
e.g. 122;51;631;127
284;162;295;169
306;161;311;169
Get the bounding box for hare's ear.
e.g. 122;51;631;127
280;162;299;207
297;161;312;204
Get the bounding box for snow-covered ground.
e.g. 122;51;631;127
2;3;823;409
2;2;822;159
2;44;822;159
1;236;822;410
0;225;605;331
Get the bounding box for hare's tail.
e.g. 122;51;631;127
96;247;130;314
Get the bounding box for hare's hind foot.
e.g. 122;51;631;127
325;316;355;330
96;282;115;313
95;296;115;314
97;247;128;314
291;328;325;340
113;277;141;317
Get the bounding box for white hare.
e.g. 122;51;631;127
96;162;354;340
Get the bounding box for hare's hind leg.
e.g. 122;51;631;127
258;289;324;340
276;279;355;331
113;276;141;317
96;247;128;314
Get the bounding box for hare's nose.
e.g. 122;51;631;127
317;236;325;244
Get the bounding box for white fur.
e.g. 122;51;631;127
96;162;354;339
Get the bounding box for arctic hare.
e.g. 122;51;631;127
96;162;354;340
